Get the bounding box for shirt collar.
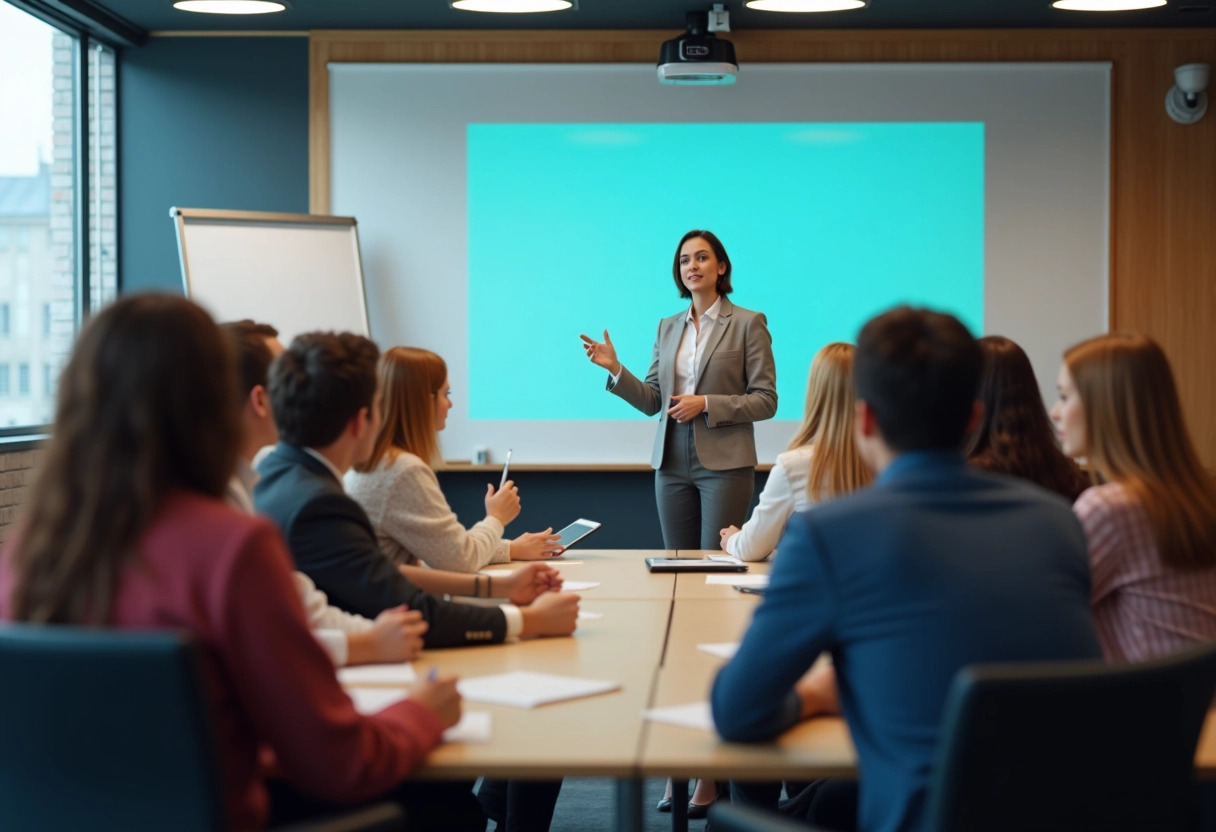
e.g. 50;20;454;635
304;447;347;488
877;449;968;484
685;295;723;324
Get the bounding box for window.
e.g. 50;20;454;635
0;3;117;432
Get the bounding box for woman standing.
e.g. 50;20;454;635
1052;332;1216;662
581;229;777;550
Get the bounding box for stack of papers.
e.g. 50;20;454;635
706;574;770;588
458;670;621;708
643;701;714;732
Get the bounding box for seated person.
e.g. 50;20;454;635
965;335;1088;501
1053;332;1216;662
223;319;426;667
0;295;481;831
347;346;561;571
719;342;872;561
712;306;1102;832
253;331;579;647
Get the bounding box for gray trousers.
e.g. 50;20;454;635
655;420;755;550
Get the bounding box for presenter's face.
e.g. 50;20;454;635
1050;364;1086;458
434;379;453;432
678;237;725;295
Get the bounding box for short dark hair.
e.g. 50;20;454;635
221;320;279;397
854;306;982;452
269;331;380;448
672;229;733;299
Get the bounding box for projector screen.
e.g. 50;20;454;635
330;63;1109;465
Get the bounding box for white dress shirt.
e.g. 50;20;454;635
724;445;816;562
610;296;719;418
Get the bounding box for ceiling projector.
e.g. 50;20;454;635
657;10;738;86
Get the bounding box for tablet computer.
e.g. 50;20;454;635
554;518;601;553
644;558;749;573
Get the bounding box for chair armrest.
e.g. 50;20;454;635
709;802;835;832
272;801;405;832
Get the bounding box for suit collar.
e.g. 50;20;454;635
267;442;342;485
877;449;968;484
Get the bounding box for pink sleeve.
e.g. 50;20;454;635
1074;489;1121;605
213;522;443;802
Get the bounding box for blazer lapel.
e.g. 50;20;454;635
658;312;686;397
694;297;733;389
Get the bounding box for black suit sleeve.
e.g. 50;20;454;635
289;491;508;648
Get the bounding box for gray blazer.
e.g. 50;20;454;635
609;296;777;471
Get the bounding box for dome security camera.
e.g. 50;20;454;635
1166;62;1210;125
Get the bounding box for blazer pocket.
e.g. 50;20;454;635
711;349;743;362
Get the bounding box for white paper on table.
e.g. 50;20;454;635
443;711;492;743
347;686;408;715
482;569;516;577
697;642;739;660
561;580;601;591
578;611;604;620
643;701;714;732
338;663;418;686
458;671;621;708
705;574;770;587
551;560;584;566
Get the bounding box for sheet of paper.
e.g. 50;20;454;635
443;711;492;744
481;569;516;577
338;663;417;686
643;701;714;732
697;642;739;660
552;560;584;566
347;686;408;715
705;574;770;587
561;580;601;592
578;610;604;620
458;671;621;708
708;554;743;564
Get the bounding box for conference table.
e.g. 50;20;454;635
344;549;1216;832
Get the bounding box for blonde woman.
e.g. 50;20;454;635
719;343;872;561
1052;333;1216;662
347;347;561;572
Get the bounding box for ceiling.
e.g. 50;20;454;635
76;0;1216;35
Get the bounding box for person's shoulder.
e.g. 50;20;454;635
151;492;283;561
1074;481;1135;521
776;445;814;469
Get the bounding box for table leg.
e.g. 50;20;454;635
671;778;689;832
615;777;644;832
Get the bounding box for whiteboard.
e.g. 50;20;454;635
330;63;1110;465
173;208;370;344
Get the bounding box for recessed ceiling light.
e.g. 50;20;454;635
745;0;867;10
1051;0;1166;10
173;0;287;13
450;0;574;12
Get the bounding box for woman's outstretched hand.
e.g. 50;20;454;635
580;330;620;375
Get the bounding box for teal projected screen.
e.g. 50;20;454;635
467;122;984;421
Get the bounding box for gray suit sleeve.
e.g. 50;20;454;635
705;312;777;427
607;323;664;416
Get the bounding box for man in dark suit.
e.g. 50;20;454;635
254;331;578;648
712;307;1102;832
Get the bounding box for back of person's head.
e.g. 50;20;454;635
270;331;379;448
221;319;279;397
854;306;982;452
12;294;239;624
1065;332;1216;568
788;342;873;500
966;335;1088;501
358;346;447;472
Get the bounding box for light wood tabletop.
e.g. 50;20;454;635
671;552;773;600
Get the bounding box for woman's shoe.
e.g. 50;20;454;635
687;801;713;819
656;797;672;813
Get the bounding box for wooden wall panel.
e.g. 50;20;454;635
310;29;1216;467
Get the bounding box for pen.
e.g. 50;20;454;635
428;666;438;682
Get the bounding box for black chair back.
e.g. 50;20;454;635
926;644;1216;832
0;624;223;832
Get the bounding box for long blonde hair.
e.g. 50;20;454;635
356;346;446;472
1065;333;1216;569
787;342;873;501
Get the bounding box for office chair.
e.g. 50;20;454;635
710;644;1216;832
0;624;403;832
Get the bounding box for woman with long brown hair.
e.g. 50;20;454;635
966;335;1088;501
0;295;480;830
348;346;561;571
719;342;872;561
1052;332;1216;662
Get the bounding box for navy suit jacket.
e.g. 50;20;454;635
254;443;507;648
712;451;1101;832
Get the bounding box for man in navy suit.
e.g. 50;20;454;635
712;307;1101;832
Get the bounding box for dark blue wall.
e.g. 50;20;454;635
119;37;309;293
116;36;766;549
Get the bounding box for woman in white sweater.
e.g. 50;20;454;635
719;342;872;561
347;347;562;572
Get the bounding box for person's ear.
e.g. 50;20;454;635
964;401;984;437
854;400;878;439
250;385;272;420
348;407;371;441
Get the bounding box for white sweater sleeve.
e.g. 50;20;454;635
376;457;510;572
725;456;798;562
